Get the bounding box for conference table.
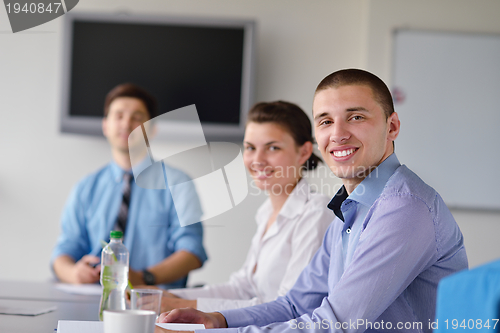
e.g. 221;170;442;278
0;280;101;333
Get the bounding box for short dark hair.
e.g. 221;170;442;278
247;101;322;170
315;68;394;119
103;83;158;120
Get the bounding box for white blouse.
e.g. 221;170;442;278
170;179;334;312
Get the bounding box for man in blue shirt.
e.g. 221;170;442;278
51;83;207;289
157;69;468;332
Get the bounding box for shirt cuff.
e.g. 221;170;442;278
196;329;238;333
220;308;250;328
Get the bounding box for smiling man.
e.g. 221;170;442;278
51;83;207;289
157;69;468;333
313;82;398;193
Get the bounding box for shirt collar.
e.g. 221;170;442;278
279;178;311;219
349;153;401;207
109;161;126;182
327;153;401;221
327;186;349;222
256;178;311;223
109;161;136;183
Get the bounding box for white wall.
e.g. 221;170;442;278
0;0;498;286
364;0;500;269
0;0;364;284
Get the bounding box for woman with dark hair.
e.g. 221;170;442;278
159;101;333;312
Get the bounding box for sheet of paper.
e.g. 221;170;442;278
55;283;103;295
57;320;103;333
57;320;206;332
0;304;57;316
156;323;206;330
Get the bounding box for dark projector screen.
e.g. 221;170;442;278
70;21;243;124
60;13;255;140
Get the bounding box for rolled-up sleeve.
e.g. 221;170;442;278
169;220;207;264
165;168;207;264
50;183;90;267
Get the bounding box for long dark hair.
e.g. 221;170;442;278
246;101;322;170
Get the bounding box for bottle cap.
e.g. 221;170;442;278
110;230;123;239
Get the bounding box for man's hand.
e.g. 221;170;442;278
51;254;101;284
73;255;101;284
158;308;228;329
160;296;196;312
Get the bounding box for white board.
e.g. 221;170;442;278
392;29;500;210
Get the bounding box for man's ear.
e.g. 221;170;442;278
102;118;108;138
145;122;157;139
387;112;400;142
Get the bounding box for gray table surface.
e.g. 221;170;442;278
0;298;100;333
0;280;101;303
0;280;101;333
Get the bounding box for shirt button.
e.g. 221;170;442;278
346;228;351;234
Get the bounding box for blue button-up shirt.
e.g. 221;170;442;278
51;161;207;289
212;154;467;333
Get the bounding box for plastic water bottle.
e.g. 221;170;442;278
99;230;129;320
